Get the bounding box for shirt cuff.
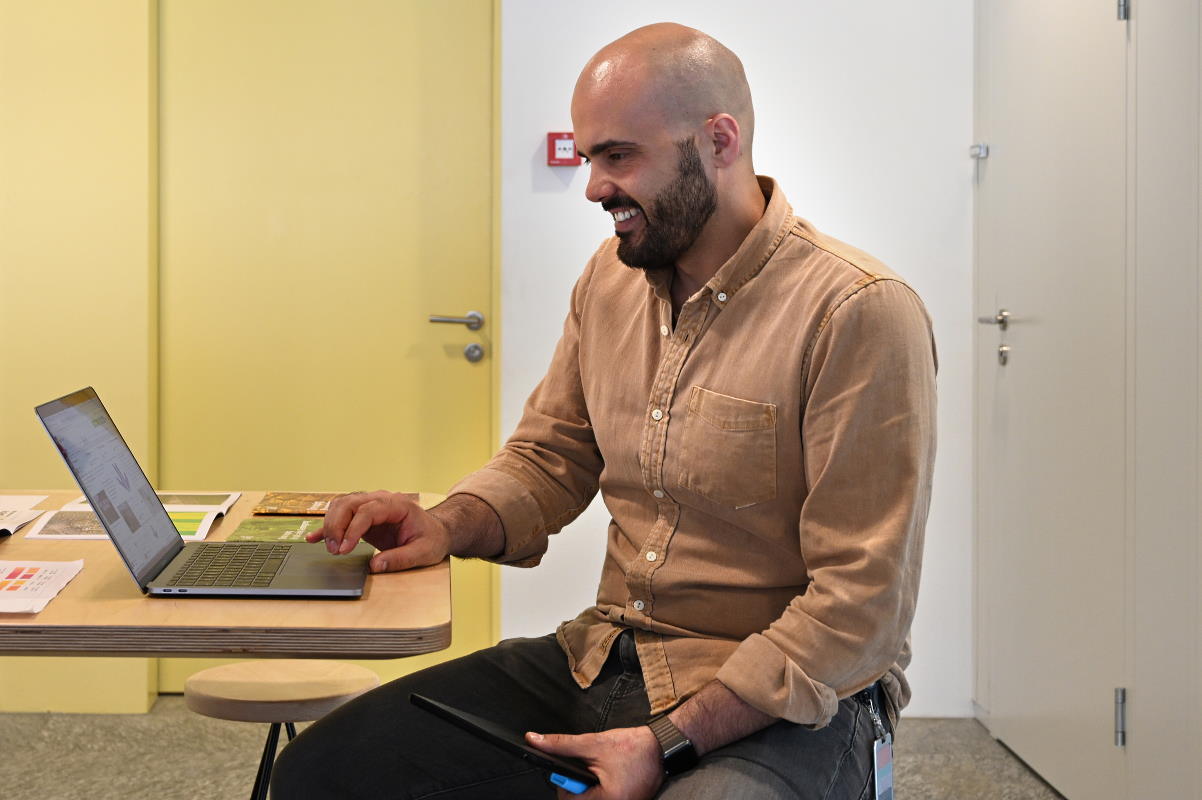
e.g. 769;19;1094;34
715;632;840;727
448;468;548;567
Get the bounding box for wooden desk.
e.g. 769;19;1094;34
0;491;450;659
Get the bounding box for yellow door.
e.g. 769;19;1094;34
155;0;498;689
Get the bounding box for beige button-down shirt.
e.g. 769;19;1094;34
452;177;936;728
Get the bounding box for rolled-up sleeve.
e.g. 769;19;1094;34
449;253;605;568
716;278;937;726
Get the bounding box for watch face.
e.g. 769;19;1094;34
663;740;690;758
662;740;698;775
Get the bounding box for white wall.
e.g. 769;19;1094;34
498;0;974;717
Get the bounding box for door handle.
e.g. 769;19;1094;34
429;311;484;331
977;309;1011;331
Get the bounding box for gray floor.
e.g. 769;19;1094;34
1;698;1063;799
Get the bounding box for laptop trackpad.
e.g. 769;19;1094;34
280;544;372;586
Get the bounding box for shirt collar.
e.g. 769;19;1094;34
641;176;794;304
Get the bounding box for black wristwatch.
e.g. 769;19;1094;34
647;713;699;776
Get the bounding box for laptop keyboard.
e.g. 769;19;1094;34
168;543;290;588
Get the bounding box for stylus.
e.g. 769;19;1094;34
549;773;590;795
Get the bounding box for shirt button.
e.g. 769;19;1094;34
660;325;670;336
716;291;728;303
633;600;645;611
652;489;665;499
646;551;658;562
651;409;664;421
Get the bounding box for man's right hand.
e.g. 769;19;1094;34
307;491;450;573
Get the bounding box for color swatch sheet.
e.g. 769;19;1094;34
0;560;84;613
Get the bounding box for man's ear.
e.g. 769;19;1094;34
707;114;742;168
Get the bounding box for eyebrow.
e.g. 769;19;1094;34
579;139;639;159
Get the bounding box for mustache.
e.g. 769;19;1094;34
601;196;643;213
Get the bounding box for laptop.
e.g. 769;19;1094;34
35;387;370;598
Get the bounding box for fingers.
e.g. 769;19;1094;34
368;535;442;573
526;731;588;759
527;733;599;799
316;491;372;551
320;490;407;555
314;491;450;574
339;494;399;554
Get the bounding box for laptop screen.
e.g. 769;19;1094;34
36;388;181;586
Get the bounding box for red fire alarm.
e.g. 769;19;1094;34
546;132;581;166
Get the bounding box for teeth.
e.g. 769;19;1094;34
611;208;640;223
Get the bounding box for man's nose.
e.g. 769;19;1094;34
584;166;613;204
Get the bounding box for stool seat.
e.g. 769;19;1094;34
185;659;380;723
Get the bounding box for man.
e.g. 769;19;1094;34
272;22;935;800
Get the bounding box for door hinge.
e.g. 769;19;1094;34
970;143;990;160
1118;0;1130;21
1115;688;1127;747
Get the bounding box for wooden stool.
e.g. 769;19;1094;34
184;660;380;800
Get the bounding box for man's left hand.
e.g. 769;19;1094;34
525;725;664;800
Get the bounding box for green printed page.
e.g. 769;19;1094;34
169;511;213;539
227;516;323;542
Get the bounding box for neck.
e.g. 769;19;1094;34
673;175;766;296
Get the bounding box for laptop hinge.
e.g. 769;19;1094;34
140;540;187;589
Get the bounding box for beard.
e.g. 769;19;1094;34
611;138;718;271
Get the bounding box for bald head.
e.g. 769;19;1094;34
572;25;767;279
573;23;755;157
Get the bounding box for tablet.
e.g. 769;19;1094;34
410;693;599;795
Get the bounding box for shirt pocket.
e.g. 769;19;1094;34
676;386;777;509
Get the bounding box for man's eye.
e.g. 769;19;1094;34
609;152;627;162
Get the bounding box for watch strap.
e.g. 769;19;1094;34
647;713;699;776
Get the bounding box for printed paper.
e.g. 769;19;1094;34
0;560;84;613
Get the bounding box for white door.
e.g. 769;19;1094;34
975;1;1128;796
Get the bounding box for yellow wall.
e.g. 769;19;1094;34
0;0;498;712
0;0;160;713
0;0;159;486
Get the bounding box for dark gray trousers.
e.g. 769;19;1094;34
271;632;889;799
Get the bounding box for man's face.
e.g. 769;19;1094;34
573;77;718;271
603;138;717;271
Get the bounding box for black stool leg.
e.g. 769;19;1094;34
285;722;297;741
250;722;281;800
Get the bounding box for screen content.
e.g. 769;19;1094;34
37;389;179;580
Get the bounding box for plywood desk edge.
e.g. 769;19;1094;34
0;490;451;659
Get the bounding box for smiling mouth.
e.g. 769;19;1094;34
611;208;641;223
